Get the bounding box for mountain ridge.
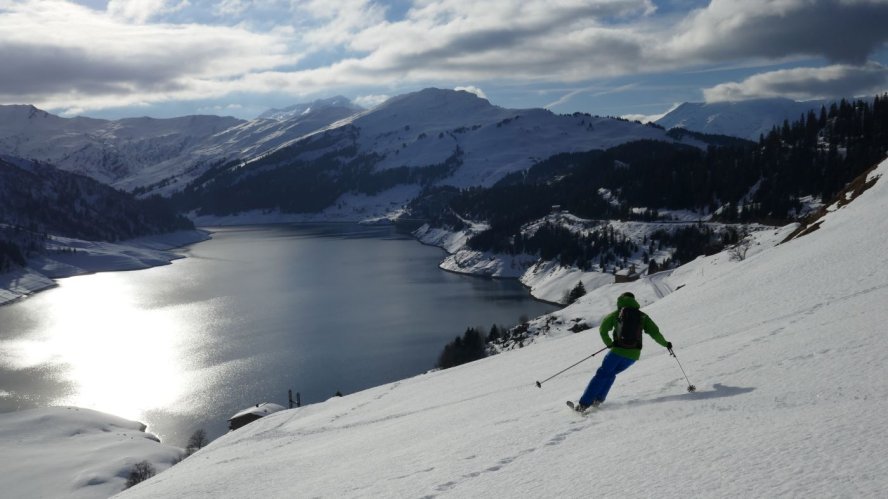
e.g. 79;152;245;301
256;96;362;121
655;97;831;140
174;88;695;219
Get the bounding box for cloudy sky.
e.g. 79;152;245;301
1;0;887;120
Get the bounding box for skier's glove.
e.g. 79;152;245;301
666;342;673;349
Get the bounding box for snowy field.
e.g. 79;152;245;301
110;157;888;498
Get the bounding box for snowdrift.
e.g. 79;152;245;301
118;158;888;498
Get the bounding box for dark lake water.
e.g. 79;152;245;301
0;224;555;446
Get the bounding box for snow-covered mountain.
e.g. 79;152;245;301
256;96;362;121
656;98;828;140
181;88;699;220
118;98;366;194
114;156;888;498
334;88;689;187
2;90;697;215
0;98;364;195
0;105;245;186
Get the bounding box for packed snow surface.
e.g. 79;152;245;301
117;157;888;497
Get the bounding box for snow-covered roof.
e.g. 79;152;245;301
227;403;286;421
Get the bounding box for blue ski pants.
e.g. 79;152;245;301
579;352;635;406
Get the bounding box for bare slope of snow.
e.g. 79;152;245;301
117;157;888;498
0;407;181;499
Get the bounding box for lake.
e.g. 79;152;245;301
0;224;556;446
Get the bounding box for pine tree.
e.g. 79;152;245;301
566;281;587;304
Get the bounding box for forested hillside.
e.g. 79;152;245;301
409;95;888;270
0;157;193;270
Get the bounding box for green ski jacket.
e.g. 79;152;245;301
599;294;668;361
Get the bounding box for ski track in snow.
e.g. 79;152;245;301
648;270;675;298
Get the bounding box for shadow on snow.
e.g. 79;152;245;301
617;383;755;408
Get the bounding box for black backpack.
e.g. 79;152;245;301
614;307;644;349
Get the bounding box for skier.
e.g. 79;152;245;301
571;291;671;412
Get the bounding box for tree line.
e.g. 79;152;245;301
436;324;511;369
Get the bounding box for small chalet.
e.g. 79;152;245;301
614;264;641;283
227;402;286;431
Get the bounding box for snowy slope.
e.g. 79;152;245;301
117;156;888;498
0;407;182;499
656;98;828;140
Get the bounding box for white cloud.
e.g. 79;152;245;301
293;0;388;48
704;63;888;102
213;0;252;17
353;94;390;109
665;0;888;65
0;1;295;109
454;86;487;99
3;0;888;114
341;0;657;81
107;0;189;23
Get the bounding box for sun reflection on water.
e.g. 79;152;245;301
9;272;208;423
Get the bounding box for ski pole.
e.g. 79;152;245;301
535;346;609;388
668;347;697;392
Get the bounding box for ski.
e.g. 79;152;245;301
567;400;589;414
566;401;595;415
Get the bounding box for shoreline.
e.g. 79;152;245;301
433;259;565;306
411;223;583;306
1;217;576;309
0;229;211;307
